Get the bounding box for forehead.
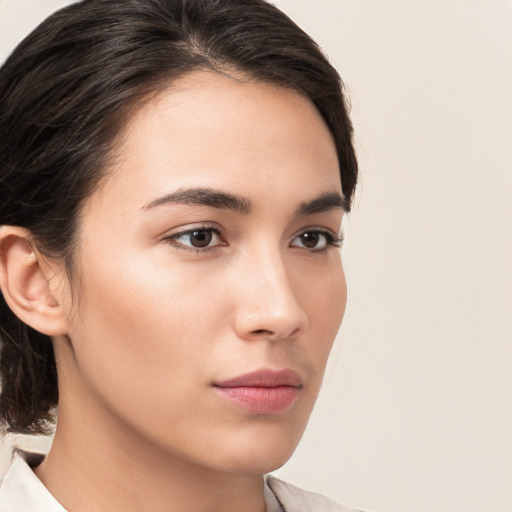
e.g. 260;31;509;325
89;70;341;215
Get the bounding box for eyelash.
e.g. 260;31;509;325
162;225;343;254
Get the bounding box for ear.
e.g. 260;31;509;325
0;226;69;336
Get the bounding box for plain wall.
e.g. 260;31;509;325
1;1;511;511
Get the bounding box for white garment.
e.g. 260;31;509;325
0;450;359;512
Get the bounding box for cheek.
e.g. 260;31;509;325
302;260;347;362
309;261;347;364
304;257;346;320
67;251;224;404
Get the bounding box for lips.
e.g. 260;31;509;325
213;369;302;414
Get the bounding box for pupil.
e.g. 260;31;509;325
190;230;212;248
301;232;319;248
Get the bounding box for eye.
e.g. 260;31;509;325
291;230;342;251
163;226;225;251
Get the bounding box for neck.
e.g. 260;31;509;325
35;382;266;512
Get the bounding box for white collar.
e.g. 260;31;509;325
0;450;66;512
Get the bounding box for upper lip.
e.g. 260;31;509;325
214;369;303;388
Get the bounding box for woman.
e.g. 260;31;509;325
0;0;359;510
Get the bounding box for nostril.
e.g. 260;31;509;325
249;326;302;340
235;283;308;341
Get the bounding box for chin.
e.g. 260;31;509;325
212;424;306;475
222;447;297;475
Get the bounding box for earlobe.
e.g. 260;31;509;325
0;226;69;336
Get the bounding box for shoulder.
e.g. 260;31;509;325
265;475;364;512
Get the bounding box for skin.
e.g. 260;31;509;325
8;71;348;511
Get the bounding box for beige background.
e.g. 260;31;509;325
1;1;511;511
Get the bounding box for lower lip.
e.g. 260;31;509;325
214;385;300;414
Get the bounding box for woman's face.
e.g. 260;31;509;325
58;71;347;474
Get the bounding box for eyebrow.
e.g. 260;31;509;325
295;192;349;216
143;187;252;214
143;187;348;215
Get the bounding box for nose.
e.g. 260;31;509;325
232;248;308;342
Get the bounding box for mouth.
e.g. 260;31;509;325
213;369;303;414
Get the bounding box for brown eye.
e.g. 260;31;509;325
290;230;341;251
166;227;224;251
299;232;321;249
188;229;213;247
